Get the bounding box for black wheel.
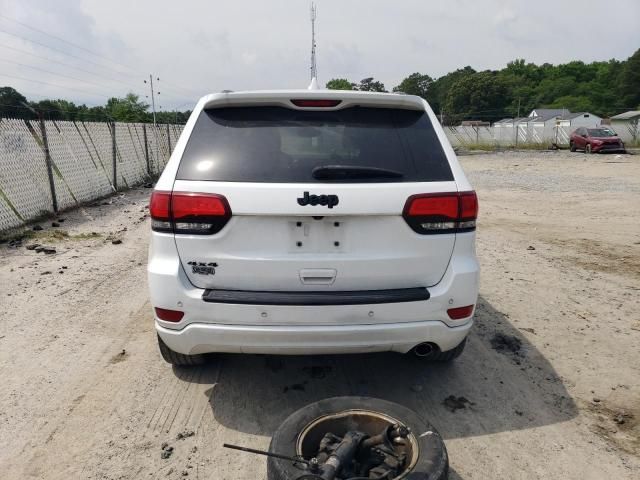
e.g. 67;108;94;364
157;335;205;366
569;141;576;152
267;396;448;480
585;143;593;154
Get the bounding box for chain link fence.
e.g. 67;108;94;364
2;115;637;233
444;123;639;150
0;117;183;233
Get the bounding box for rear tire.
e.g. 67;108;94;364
430;337;467;362
569;141;576;152
157;335;205;366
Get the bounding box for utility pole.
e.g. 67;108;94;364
145;74;158;127
144;75;161;172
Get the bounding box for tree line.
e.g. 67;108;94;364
0;87;191;124
2;48;638;125
327;48;640;125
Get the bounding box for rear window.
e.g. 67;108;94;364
176;106;453;183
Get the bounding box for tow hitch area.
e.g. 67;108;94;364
224;396;449;480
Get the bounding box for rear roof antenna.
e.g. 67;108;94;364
308;2;319;90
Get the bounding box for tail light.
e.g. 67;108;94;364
403;191;477;234
150;191;231;234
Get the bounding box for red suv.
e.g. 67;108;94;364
570;127;626;153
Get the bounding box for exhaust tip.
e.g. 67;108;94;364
413;342;437;358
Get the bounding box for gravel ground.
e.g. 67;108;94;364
0;151;638;479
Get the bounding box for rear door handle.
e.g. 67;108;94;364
299;268;337;285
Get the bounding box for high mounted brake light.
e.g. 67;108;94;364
150;191;231;235
403;191;478;234
290;99;342;108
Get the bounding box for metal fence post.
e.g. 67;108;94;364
111;121;117;191
38;114;58;213
142;123;150;175
166;123;172;154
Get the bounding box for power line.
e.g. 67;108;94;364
0;72;111;99
0;28;137;80
0;20;202;100
0;58;127;97
158;79;201;97
0;13;138;75
0;30;194;104
0;43;143;91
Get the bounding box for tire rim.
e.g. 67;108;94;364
296;409;419;479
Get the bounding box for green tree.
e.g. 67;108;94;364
425;66;476;115
618;48;640;111
393;72;433;98
546;95;595;113
31;99;81;120
357;77;387;92
0;86;29;118
325;78;355;90
443;71;509;124
3;48;639;125
105;93;149;122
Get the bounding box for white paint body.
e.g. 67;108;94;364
148;89;479;355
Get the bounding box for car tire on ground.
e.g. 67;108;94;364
267;396;448;480
586;143;593;154
157;335;205;366
430;337;467;362
570;141;576;152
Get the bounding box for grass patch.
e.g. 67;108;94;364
0;228;102;244
458;142;554;151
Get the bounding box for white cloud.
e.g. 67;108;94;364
0;0;638;109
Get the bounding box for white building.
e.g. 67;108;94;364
557;112;602;130
610;111;640;143
528;108;566;120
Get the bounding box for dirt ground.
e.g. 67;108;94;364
0;151;639;480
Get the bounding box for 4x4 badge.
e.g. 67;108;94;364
297;191;339;209
187;261;217;275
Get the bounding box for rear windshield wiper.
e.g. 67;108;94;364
312;165;404;180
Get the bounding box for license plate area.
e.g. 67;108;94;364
289;217;346;253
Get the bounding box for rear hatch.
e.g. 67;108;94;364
167;100;462;292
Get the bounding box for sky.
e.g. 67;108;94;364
0;0;639;111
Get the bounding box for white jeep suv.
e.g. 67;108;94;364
148;89;479;365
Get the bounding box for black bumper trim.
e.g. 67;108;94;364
202;287;430;306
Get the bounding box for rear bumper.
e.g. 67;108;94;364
157;319;472;355
148;231;479;355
